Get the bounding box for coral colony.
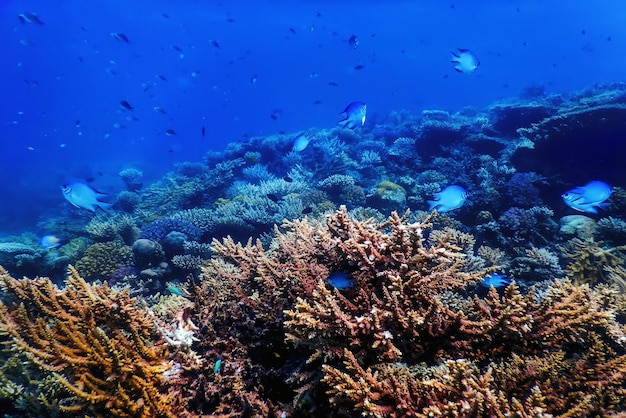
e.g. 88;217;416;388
1;83;626;417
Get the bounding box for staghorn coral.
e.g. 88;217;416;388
0;266;194;417
561;237;626;287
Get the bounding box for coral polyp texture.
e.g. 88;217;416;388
1;207;626;416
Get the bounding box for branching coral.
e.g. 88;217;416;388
0;266;193;417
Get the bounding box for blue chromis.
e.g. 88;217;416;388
39;235;61;249
562;180;612;214
480;273;512;288
292;132;312;152
451;48;480;73
327;272;354;290
61;182;113;212
428;185;467;213
338;101;366;129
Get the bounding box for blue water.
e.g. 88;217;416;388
1;0;625;234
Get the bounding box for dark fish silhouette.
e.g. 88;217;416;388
266;193;279;202
165;129;176;136
120;100;134;111
111;32;131;43
201;125;206;139
18;13;44;25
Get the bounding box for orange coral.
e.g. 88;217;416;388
0;265;191;417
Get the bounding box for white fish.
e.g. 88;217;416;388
292;132;311;152
562;180;612;214
451;48;480;73
61;182;112;212
428;185;467;213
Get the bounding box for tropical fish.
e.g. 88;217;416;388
165;129;177;136
428;185;467;213
18;13;45;25
214;357;222;374
39;235;61;249
292;132;311;151
338;101;366;129
348;35;359;49
111;32;131;43
61;182;112;212
167;284;183;296
327;272;354;290
562;180;612;214
451;48;480;73
201;125;206;139
120;100;134;111
266;193;279;203
480;273;512;288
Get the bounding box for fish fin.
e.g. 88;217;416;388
427;200;439;211
454;67;463;72
457;48;470;53
96;202;113;211
597;202;611;210
450;50;460;58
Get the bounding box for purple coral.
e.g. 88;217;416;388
499;206;557;246
504;172;543;208
140;218;203;243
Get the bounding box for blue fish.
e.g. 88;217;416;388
451;48;480;73
480;274;512;288
338;102;366;129
562;180;612;214
167;284;183;296
61;182;112;212
214;357;222;374
428;185;467;213
327;272;354;290
292;132;311;151
39;235;61;249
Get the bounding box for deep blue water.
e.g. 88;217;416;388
1;0;625;234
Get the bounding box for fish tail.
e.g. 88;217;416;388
427;200;438;211
96;202;113;211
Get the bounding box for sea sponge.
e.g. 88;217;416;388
75;240;134;281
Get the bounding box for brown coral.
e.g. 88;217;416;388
0;265;192;417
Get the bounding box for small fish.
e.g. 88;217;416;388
338;101;366;129
327;272;354;290
301;207;313;214
167;284;183;296
39;235;61;249
266;193;279;203
451;48;480;73
120;100;134;111
165;129;177;136
480;274;512;288
111;32;131;43
348;35;359;49
250;74;258;84
157;74;168;81
61;182;112;212
211;40;220;49
201;125;206;139
428;185;467;213
292;132;311;152
214;357;222;374
153;106;167;114
18;13;45;25
354;64;365;71
562;180;612;214
283;176;293;182
328;81;339;87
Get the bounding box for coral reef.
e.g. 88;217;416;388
0;266;194;417
75;240;134;281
